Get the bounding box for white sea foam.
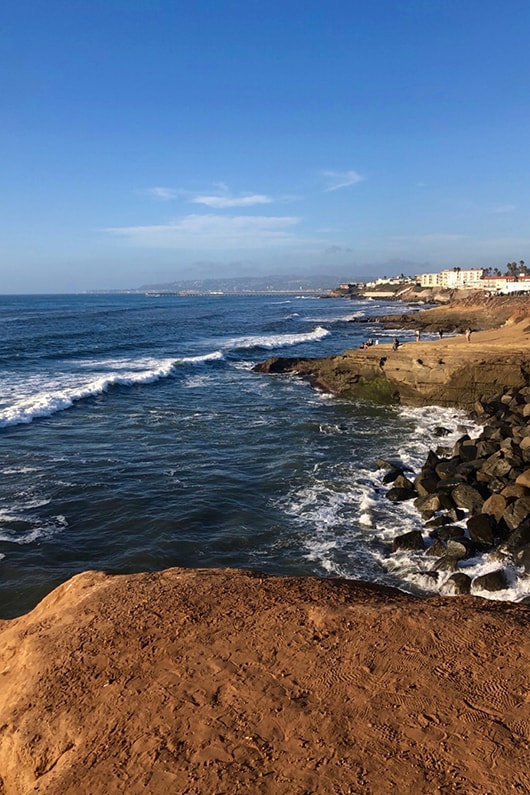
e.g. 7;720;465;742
183;374;214;389
0;512;67;545
0;351;225;428
223;325;330;351
176;351;224;364
279;403;530;602
0;359;176;427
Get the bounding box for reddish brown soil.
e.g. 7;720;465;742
0;568;529;794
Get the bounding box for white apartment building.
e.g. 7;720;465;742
419;268;483;289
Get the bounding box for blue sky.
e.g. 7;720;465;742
2;0;530;292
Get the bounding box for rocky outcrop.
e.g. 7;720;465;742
254;331;530;409
254;297;530;409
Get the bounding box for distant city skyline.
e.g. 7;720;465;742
2;1;530;293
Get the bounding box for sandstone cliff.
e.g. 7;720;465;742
255;310;530;409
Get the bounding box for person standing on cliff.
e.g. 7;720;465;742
465;327;472;342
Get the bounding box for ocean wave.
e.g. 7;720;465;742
0;360;176;428
223;326;330;351
175;350;224;364
0;350;225;428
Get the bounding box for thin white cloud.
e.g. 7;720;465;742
192;193;273;208
106;214;301;249
322;170;364;191
144;186;179;200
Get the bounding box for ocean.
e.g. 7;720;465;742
1;292;527;618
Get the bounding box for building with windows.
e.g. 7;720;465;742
419;268;484;289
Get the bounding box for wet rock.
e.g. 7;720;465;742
414;471;440;497
386;486;416;502
424;515;454;529
435;445;453;457
502;522;530;553
472;570;508;592
514;544;530;575
382;467;404;484
446;538;474;560
393;474;415;491
444;573;472;594
450;483;484;514
425;539;447;557
502;497;530;532
392;530;425;552
429;526;466;541
376;457;411;471
434;426;451;437
422;450;442;470
466;513;496;548
252;357;301;374
435;458;462;480
431;556;458;572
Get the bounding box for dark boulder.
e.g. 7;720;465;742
393;473;415;491
450;483;484;514
425;539;447;557
414;470;440;497
502;497;530;532
431;556;458;572
472;570;508;592
252;356;301;373
386;486;416;502
392;530;425;552
466;513;496;548
376;457;412;471
444;573;472;594
424;515;454;529
446;538;474;560
514;544;530;575
429;525;467;541
435;458;463;480
382;466;404;484
502;521;530;553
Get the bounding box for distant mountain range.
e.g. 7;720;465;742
135;273;345;293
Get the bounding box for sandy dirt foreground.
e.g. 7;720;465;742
0;567;529;794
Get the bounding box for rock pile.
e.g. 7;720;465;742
384;386;530;597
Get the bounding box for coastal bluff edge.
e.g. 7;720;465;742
0;568;529;794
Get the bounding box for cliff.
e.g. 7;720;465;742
0;568;528;794
255;304;530;409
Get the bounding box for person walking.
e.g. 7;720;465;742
465;327;472;342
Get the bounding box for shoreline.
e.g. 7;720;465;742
255;294;530;602
1;294;529;793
